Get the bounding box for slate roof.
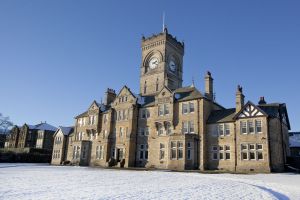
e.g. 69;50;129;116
207;102;290;129
59;126;74;136
24;123;57;132
207;108;236;124
138;95;155;107
258;103;291;129
174;86;203;102
138;86;204;108
35;123;57;132
258;103;282;118
75;111;88;119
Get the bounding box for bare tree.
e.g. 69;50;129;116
0;113;13;134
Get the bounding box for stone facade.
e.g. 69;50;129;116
53;29;291;172
51;126;74;165
5;122;57;150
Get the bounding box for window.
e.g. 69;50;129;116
241;144;248;150
138;144;148;160
182;102;195;114
218;124;224;136
225;124;230;135
225;145;230;160
187;142;193;160
182;103;188;114
257;144;263;150
78;118;83;127
170;141;184;160
96;146;104;159
183;122;188;134
171;141;177;159
111;148;115;158
76;132;84;141
248;121;254;133
89;115;96;125
256;120;262;133
178;142;183;159
160;143;165;160
159;105;164;116
73;146;80;159
211;145;230;160
212;146;218;160
158;104;169;116
241;143;263;161
165;105;169;115
157;123;164;135
257;151;263;160
144;127;149;136
189;102;195;113
216;124;230;136
141;109;150;119
241;121;247;134
250;151;255;160
242;152;248;160
189;121;195;133
241;120;263;134
182;121;195;134
166;123;172;135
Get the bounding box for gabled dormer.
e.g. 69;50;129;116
234;101;268;120
113;85;138;106
155;85;173;105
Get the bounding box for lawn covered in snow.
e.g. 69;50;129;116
0;164;299;200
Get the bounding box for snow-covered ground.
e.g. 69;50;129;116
0;164;300;200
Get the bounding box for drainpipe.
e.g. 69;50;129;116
267;117;272;172
134;104;140;167
234;123;237;172
279;107;286;169
197;99;200;169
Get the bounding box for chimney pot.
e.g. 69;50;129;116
258;96;267;105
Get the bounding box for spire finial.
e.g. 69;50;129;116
191;76;195;87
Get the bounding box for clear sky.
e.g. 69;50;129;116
0;0;299;131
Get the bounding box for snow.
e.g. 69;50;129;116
290;134;300;147
35;123;57;132
0;164;300;200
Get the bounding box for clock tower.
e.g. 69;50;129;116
140;28;184;96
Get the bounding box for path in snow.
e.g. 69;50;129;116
0;164;299;200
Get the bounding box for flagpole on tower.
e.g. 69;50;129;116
162;11;165;32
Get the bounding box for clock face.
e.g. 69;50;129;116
169;60;176;72
149;57;159;69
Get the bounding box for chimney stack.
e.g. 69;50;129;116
258;96;267;105
104;88;116;106
205;71;214;100
236;85;245;113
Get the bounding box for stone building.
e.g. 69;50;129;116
53;28;291;172
5;122;57;149
51;126;74;165
5;125;20;148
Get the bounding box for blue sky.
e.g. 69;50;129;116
0;0;299;131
